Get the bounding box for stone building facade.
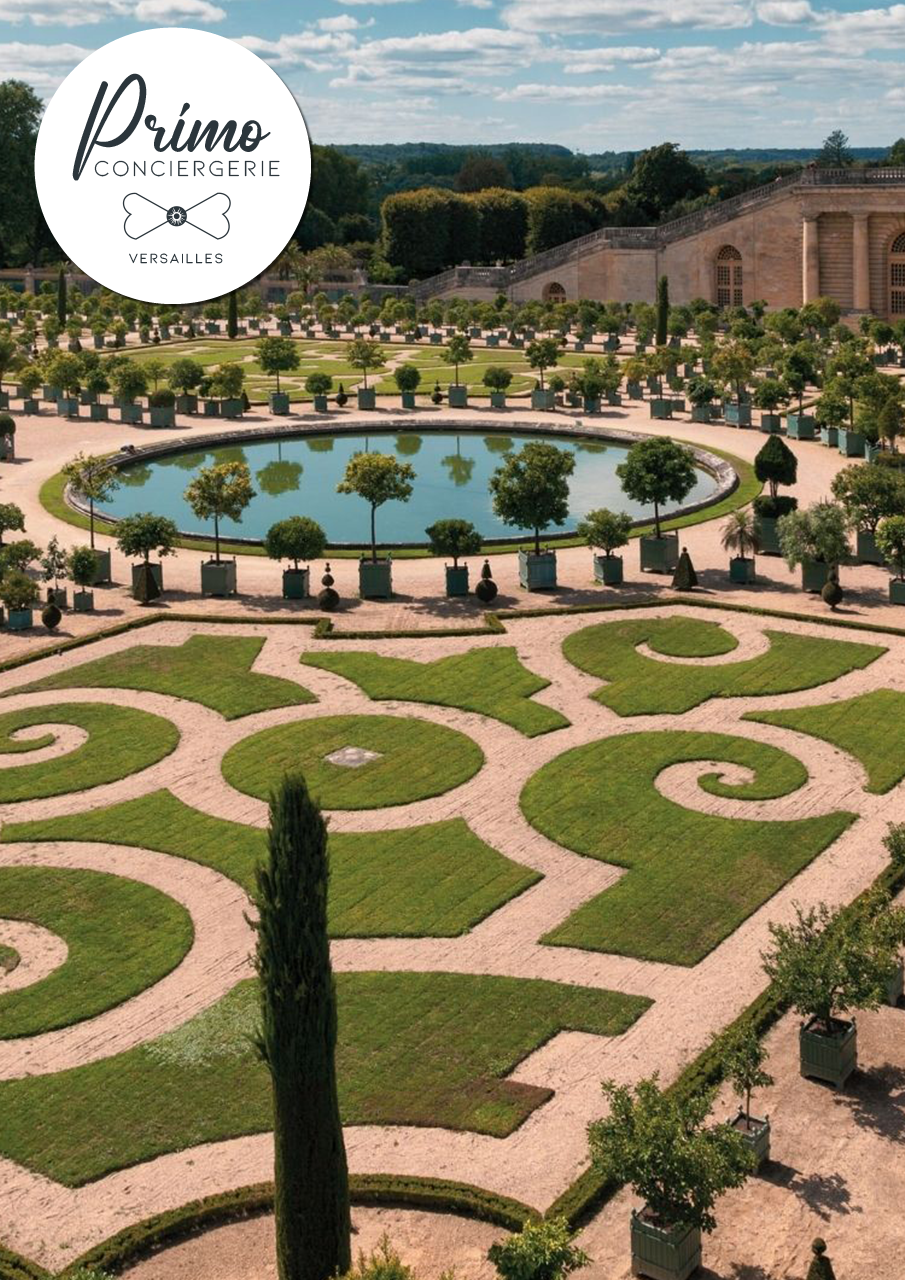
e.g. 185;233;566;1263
415;167;905;319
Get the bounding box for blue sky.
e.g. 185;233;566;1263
1;1;903;151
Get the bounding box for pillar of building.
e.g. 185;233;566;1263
852;213;871;311
802;215;820;304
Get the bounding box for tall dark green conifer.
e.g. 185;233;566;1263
655;275;669;347
255;775;351;1280
227;289;238;339
57;267;67;328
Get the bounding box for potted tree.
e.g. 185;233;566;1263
713;339;755;426
18;365;41;415
394;362;421;409
721;509;761;584
40;535;69;608
778;500;849;593
111;360;148;424
114;512;178;595
489;440;575;590
212;363;245;418
752;435;798;555
61;453;119;582
589;1075;751;1280
876;515;905;603
256;336;299;414
337;451;415;598
348;338;384;410
527;337;562;410
577;507;633;585
83;365;110;420
0;503;25;544
167;358;205;414
752;378;787;434
815;385;848;449
1;569;39;630
782;345;817;438
763;892;905;1088
617;437;696;573
148;388;176;428
686;376;717;424
264;516;326;599
306;372;333;413
184;461;255;596
46;353;82;418
442;334;473;409
716;1023;774;1170
483;365;512;409
488;1218;588;1280
831;463;905;565
68;544;98;612
425;518;482;596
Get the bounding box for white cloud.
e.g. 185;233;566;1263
235;30;357;70
496;80;638;100
134;0;224;22
313;13;372;29
0;38;89;87
814;4;905;52
560;44;661;72
756;0;816;24
0;0;129;25
330;25;546;91
334;0;418;6
457;0;494;8
500;0;754;34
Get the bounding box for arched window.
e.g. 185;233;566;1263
542;281;566;304
715;245;743;308
890;233;905;315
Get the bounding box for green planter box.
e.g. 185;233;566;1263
866;442;882;464
724;402;752;427
6;608;33;631
269;392;290;414
490;392;507;409
120;403;143;424
820;425;839;447
627;380;643;400
486;334;499;347
43;385;61;402
800;1017;857;1088
357;387;376;410
690;404;711;423
640;534;679;574
593;553;623;585
801;559;830;592
760;413;782;434
786;413;816;440
630;1213;701;1280
57;397;79;417
890;578;905;604
131;561;163;596
856;529;884;565
445;565;469;597
90;403;109;421
22;399;39;415
604;335;619;351
359;558;392;599
150;406;175;428
531;388;555;411
313;395;329;412
649;398;673;420
583;396;601;413
730;1110;771;1171
400;391;416;409
729;556;756;583
73;590;94;612
282;567;310;599
176;394;198;414
518;549;557;590
429;333;442;345
671;398;686;413
201;559;237;597
838;428;865;457
206;322;220;334
46;587;68;609
221;398;244;419
203;400;221;417
447;385;468;409
93;335;105;349
79;390;96;405
279;322;292;335
606;390;622;407
753;514;781;555
89;548;112;584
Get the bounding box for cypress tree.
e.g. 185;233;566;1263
227;289;238;339
655;275;669;348
254;775;351;1280
57;267;67;327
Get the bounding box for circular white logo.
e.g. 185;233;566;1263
35;27;311;304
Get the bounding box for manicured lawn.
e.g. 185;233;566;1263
0;867;192;1037
745;688;905;794
301;647;568;737
15;636;315;720
521;730;853;965
0;972;650;1183
562;616;885;716
3;791;537;935
221;714;484;809
0;704;179;802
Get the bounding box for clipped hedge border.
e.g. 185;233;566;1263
0;1246;48;1280
54;1176;534;1279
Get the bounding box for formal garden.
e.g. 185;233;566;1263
1;599;904;1280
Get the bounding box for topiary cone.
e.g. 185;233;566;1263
822;573;843;611
41;603;61;632
806;1237;836;1280
672;547;698;591
317;563;339;611
474;558;498;602
133;561;161;605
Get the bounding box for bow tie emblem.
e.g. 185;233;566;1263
123;192;231;241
